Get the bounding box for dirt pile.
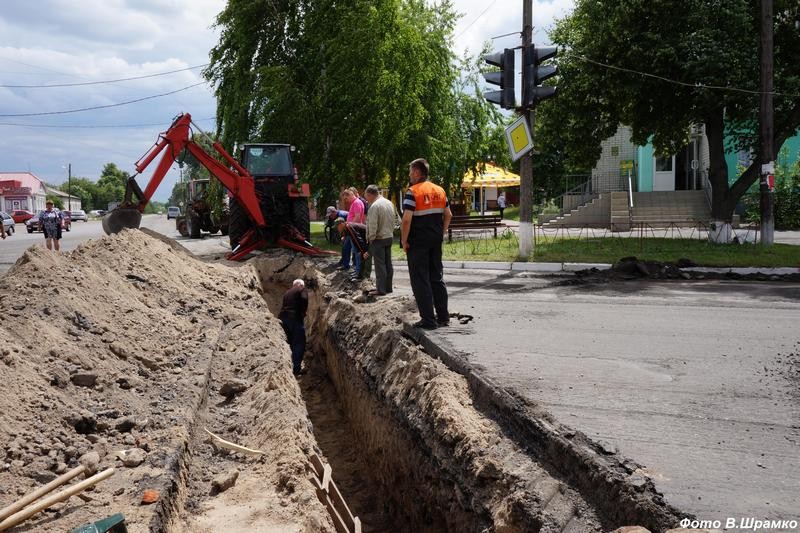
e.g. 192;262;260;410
0;230;333;532
576;256;800;282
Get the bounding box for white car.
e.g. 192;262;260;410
167;206;181;219
0;211;15;235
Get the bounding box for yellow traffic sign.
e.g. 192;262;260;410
504;116;533;161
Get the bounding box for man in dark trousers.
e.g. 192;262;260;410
400;158;452;330
279;279;308;376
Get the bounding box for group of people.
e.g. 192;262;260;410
282;157;454;375
328;185;399;296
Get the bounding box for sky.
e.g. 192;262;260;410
0;0;574;203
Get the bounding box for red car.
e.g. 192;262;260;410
11;210;34;224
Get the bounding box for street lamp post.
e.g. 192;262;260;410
67;163;72;211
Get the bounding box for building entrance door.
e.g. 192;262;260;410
653;155;675;191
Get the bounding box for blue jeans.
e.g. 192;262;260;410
340;236;352;268
340;236;361;273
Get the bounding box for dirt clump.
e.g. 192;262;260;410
0;230;333;532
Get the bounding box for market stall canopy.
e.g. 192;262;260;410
461;163;520;189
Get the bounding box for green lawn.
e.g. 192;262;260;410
311;221;800;267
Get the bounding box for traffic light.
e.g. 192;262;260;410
523;45;558;107
483;48;515;109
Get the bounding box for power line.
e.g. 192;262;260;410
0;116;217;129
455;0;500;39
568;52;800;98
0;117;217;129
0;82;208;117
0;64;209;89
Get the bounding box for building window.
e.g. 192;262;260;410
655;156;673;172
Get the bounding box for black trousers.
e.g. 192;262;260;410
281;317;306;374
407;243;448;326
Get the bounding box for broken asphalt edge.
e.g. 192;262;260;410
422;260;799;275
402;323;692;533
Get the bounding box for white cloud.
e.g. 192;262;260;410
0;1;574;202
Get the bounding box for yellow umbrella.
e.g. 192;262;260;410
461;163;519;215
461;162;520;188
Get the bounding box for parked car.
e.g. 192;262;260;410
66;209;87;222
26;210;71;233
167;206;181;220
1;211;15;235
89;209;107;217
11;210;34;224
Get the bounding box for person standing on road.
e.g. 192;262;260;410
279;279;309;376
39;201;64;251
401;158;452;330
497;191;507;219
364;184;398;296
0;217;6;240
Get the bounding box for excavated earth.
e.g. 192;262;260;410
1;230;689;532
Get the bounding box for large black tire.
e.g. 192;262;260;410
187;213;201;238
228;197;254;249
291;199;311;240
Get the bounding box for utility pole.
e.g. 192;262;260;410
67;163;72;211
759;0;774;245
518;0;534;259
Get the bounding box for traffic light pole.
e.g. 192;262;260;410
759;0;774;245
518;0;534;259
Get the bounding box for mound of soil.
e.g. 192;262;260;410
0;231;332;532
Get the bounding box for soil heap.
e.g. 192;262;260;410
0;230;333;532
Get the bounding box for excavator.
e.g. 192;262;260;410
102;113;334;260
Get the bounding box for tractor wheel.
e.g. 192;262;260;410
188;213;201;238
291;199;311;241
228;197;254;250
177;219;189;237
220;224;229;236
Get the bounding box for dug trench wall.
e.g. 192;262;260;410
254;255;689;533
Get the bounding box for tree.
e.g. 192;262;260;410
204;0;503;211
548;0;800;222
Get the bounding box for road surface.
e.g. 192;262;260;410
410;268;800;524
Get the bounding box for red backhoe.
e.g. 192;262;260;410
102;113;333;260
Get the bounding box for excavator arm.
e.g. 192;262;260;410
104;113;265;232
102;113;333;260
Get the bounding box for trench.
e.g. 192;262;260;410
255;261;492;532
165;254;685;533
250;258;613;533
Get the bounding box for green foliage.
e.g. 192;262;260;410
49;163;173;212
168;181;187;209
205;0;507;209
547;0;800;220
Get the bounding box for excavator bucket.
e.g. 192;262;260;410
102;208;142;235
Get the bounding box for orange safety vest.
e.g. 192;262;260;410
408;181;447;216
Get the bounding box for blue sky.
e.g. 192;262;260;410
0;0;573;202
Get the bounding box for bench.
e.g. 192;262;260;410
447;214;505;242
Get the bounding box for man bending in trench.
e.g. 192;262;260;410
279;279;308;376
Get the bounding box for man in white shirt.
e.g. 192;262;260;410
364;184;399;296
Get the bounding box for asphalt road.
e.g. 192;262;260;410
410;269;800;525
